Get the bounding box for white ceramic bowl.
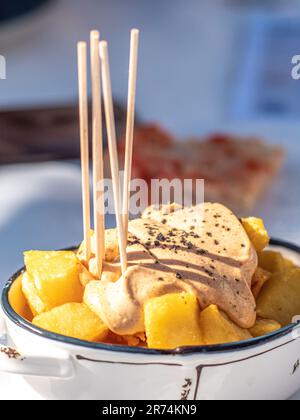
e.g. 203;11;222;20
1;239;300;400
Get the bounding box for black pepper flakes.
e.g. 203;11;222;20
197;249;207;255
156;233;166;242
213;214;221;219
205;270;214;277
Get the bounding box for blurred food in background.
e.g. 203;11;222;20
0;102;126;164
0;0;54;47
110;124;284;214
232;14;300;120
0;0;51;24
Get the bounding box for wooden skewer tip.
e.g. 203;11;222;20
77;41;86;51
91;30;100;41
131;28;140;37
99;41;108;58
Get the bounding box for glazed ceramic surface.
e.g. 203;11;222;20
1;240;300;400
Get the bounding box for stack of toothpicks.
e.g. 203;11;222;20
77;29;139;278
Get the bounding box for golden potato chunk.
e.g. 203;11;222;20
23;251;86;315
144;293;203;349
77;229;119;263
257;268;300;325
242;217;270;252
200;305;252;345
251;267;272;299
33;303;108;341
249;318;281;338
9;274;33;321
22;272;46;316
104;229;120;262
258;250;294;274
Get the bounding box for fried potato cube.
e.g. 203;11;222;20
249;318;281;338
200;305;252;345
242;217;270;252
33;303;108;341
144;293;203;349
22;272;47;316
77;229;119;263
9;274;33;321
78;264;95;286
258;250;294;274
251;267;272;299
104;229;120;262
23;251;86;314
257;268;300;325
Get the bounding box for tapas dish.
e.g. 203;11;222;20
1;28;299;401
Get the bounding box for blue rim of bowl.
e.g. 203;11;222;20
1;238;300;356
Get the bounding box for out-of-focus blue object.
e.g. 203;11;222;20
231;14;300;120
0;0;50;24
227;0;282;8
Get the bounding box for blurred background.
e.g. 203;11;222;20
1;0;300;285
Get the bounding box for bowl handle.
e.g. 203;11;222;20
0;313;74;379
